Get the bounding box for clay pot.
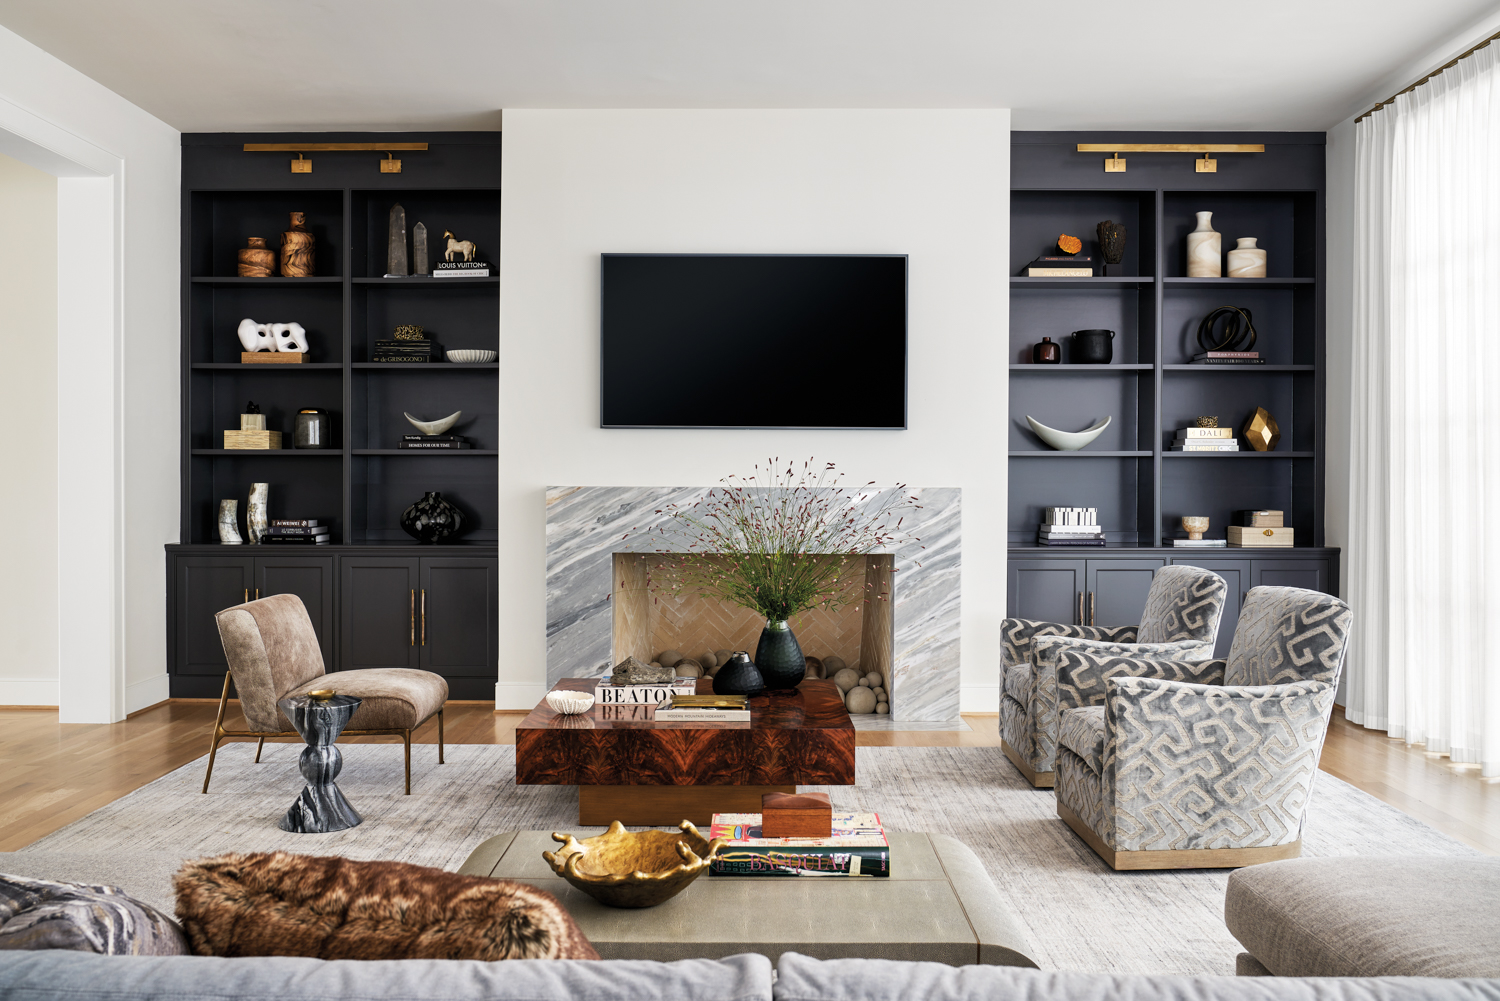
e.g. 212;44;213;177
237;237;275;278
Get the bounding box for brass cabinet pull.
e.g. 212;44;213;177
255;588;260;600
421;589;427;646
1089;591;1096;626
1077;591;1084;625
244;589;249;603
410;589;416;646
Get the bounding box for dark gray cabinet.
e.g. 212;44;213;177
1086;559;1166;628
339;557;421;672
172;556;253;677
255;555;335;670
1252;559;1330;593
1168;558;1251;658
1008;559;1086;624
420;558;498;680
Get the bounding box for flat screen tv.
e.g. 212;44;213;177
600;254;907;429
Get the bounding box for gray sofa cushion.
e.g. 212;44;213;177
1226;857;1500;978
0;951;773;1001
773;953;1500;1001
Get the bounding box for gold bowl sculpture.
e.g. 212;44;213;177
542;820;726;908
305;689;337;700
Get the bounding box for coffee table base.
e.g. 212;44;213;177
579;785;795;826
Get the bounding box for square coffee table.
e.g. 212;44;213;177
458;829;1038;967
515;678;855;825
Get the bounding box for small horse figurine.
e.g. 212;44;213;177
443;231;478;262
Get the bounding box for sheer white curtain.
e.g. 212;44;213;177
1349;42;1500;776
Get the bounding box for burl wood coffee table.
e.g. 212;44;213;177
515;678;855;825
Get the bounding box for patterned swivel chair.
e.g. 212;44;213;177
1000;565;1228;787
1053;585;1353;870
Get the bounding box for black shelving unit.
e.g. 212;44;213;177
1006;132;1338;650
168;133;502;699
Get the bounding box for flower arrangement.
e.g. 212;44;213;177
630;459;921;622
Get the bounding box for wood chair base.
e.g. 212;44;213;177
1057;801;1302;870
1001;738;1055;788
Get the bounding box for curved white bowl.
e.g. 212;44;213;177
545;691;596;715
1025;415;1112;451
446;349;497;364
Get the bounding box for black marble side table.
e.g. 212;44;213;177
277;693;363;833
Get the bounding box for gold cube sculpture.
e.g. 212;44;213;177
1242;407;1281;451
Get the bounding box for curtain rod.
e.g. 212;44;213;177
1357;29;1500;123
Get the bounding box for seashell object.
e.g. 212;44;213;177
545;691;595;715
1025;415;1111;451
403;410;462;436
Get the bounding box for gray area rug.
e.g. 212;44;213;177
10;742;1478;975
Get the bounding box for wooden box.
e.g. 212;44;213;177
1234;509;1284;528
241;351;304;364
761;791;833;838
1228;525;1294;547
223;430;283;450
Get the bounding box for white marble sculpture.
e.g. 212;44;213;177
1186;211;1221;278
1227;237;1268;278
218;499;243;545
237;318;275;352
272;322;309;353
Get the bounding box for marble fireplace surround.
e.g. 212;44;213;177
545;486;960;722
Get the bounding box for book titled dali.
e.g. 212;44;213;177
709;813;890;877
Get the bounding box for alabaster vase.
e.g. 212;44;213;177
1227;237;1268;278
218;499;243;545
1186;211;1221;278
247;483;269;544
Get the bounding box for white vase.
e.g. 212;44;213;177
247;483;269;544
218;499;243;545
1186;211;1221;278
1227;237;1268;278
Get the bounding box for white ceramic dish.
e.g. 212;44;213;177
446;349;497;364
545;691;595;715
1025;415;1112;451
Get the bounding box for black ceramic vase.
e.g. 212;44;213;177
754;620;806;691
1070;329;1115;364
400;491;464;544
712;652;765;697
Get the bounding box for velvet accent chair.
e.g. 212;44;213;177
202;593;448;795
1000;565;1228;788
1052;585;1353;871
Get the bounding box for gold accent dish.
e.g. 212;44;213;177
543;820;726;908
306;689;337;700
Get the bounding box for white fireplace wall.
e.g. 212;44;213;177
499;109;1010;711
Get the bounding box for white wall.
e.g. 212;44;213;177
499;109;1010;711
0;151;59;705
0;25;179;717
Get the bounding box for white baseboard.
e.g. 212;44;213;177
494;681;548;710
961;684;1000;714
0;678;59;706
126;673;170;714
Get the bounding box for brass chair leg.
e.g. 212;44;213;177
202;672;233;794
404;729;412;794
438;708;445;765
254;736;266;763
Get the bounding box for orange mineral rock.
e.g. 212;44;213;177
1058;234;1083;255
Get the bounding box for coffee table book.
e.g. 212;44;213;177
592;681;696;705
708;812;890;877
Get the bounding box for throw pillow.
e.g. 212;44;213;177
174;851;599;960
0;873;190;955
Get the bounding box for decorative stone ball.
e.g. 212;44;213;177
875;702;889;714
675;661;704;679
832;668;860;693
698;651;718;670
715;649;733;667
649;662;662;668
822;655;847;675
865;671;884;690
858;676;871;687
706;661;722;677
846;686;877;714
873;688;886;700
657;650;683;668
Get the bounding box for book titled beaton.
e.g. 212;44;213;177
708;813;890;877
592;681;696;705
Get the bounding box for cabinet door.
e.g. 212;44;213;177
419;558;497;689
1085;559;1167;628
1168;558;1251;658
1251;559;1330;595
255;555;336;671
1008;559;1086;624
173;557;254;677
339;557;420;672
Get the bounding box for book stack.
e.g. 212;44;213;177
398;434;472;450
708;812;890;878
434;261;493;278
592;679;696;705
1038;506;1105;546
653;694;750;723
262;519;329;545
1171;426;1239;451
372;338;443;363
1025;255;1093;277
1229;509;1293;547
1192;350;1264;365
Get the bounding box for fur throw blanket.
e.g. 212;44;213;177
174;852;598;960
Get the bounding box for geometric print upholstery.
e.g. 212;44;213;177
1056;745;1109;844
1225;587;1354;688
1135;564;1230;647
1058;706;1105;774
1043;643;1228;713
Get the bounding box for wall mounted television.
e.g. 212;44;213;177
600;253;908;429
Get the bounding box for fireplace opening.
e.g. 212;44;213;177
611;552;895;715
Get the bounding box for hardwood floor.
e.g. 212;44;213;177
1;702;1495;854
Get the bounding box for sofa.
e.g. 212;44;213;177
1;951;1497;1001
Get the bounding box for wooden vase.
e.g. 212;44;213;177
237;237;275;277
280;212;316;278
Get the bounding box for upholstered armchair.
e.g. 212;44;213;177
203;593;448;795
1053;585;1353;870
1000;565;1228;787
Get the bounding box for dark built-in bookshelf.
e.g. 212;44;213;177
1006;133;1338;643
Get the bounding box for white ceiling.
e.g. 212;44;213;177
0;0;1494;133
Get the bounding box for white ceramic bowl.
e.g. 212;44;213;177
1025;415;1112;451
545;691;595;715
446;349;497;364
